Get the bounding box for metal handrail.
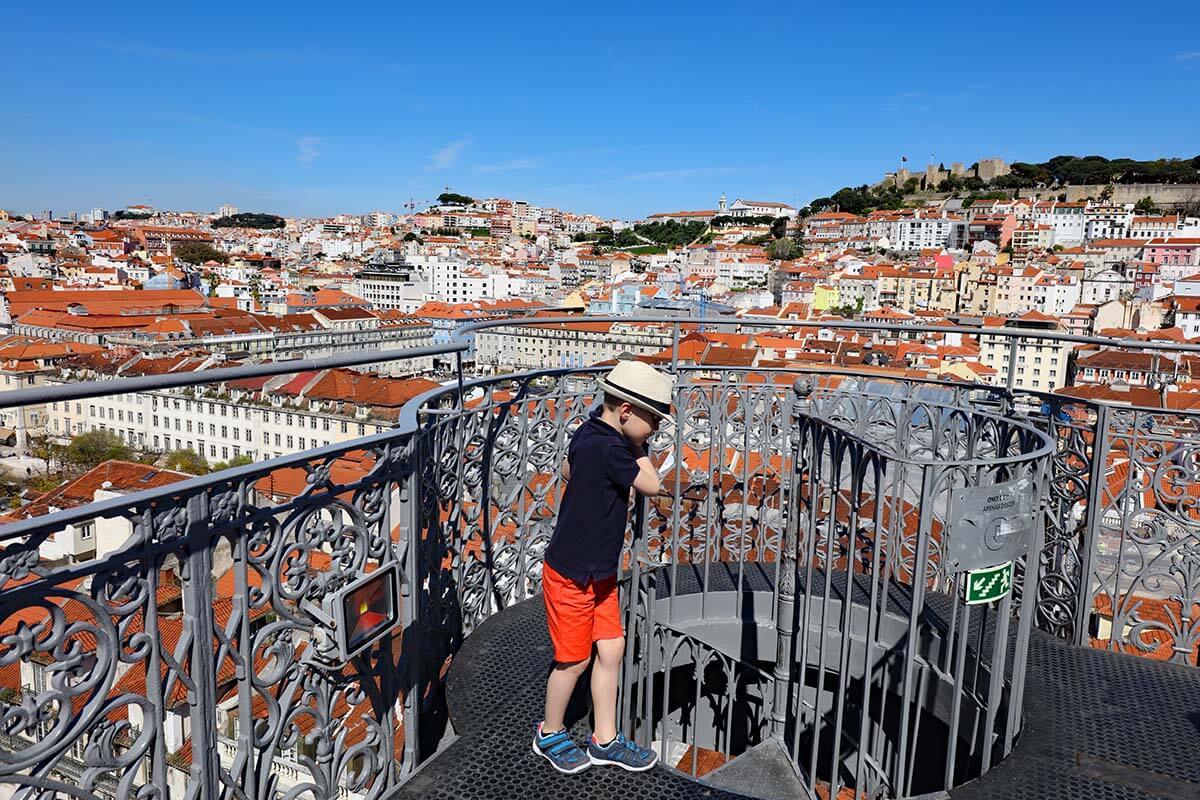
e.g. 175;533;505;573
457;314;1200;354
1;312;1195;412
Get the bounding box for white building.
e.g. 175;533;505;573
1080;267;1133;306
350;266;431;312
895;215;966;251
1032;202;1087;247
1030;274;1082;317
727;200;798;220
429;260;512;303
978;313;1074;392
475;320;674;371
714;257;771;289
218;203;239;218
1084;205;1132;242
363;211;394;228
1129;215;1179;240
45;383;393;463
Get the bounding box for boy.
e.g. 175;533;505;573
532;360;674;774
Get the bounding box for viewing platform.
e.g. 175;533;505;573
394;586;1200;800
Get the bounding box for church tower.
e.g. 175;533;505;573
719;193;727;213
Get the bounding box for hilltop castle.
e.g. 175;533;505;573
883;157;1010;191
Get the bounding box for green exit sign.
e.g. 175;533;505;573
964;562;1013;605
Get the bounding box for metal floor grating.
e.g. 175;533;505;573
388;577;1200;800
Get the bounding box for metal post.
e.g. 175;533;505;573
1006;335;1020;392
182;493;219;799
454;351;466;409
770;421;801;740
400;440;423;773
620;495;648;735
893;465;935;794
1073;403;1110;645
670;321;680;375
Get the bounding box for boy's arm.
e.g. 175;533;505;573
628;443;662;497
561;458;571;481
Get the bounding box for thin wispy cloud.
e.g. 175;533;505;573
154;112;290;140
1173;51;1200;61
94;41;327;67
426;138;471;171
746;98;770;113
296;136;322;168
619;167;739;183
89;40;422;79
475;158;541;173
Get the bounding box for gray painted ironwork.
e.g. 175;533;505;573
0;315;1195;799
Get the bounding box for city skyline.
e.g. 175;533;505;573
4;1;1200;219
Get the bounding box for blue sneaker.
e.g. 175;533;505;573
587;732;659;771
532;723;591;774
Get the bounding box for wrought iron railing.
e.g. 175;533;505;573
0;316;1195;799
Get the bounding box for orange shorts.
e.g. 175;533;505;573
542;562;624;663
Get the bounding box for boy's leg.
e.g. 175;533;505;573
542;657;590;733
541;563;594;733
590;636;624;743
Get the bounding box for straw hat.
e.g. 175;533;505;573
596;360;674;420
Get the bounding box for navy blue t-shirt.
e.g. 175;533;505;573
544;411;642;584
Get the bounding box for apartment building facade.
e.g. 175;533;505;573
475;320;674;371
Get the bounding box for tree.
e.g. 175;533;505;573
437;192;474;206
66;430;132;470
26;434;66;477
770;217;788;239
828;296;865;319
211;454;254;473
211;213;284;229
937;175;963;193
1134;196;1158;214
248;274;264;305
613;229;639;248
174;241;228;265
165;449;210;476
767;238;797;260
790;226;805;256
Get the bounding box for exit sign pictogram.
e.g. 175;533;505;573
964;562;1013;605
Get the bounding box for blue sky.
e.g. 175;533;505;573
4;1;1199;220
